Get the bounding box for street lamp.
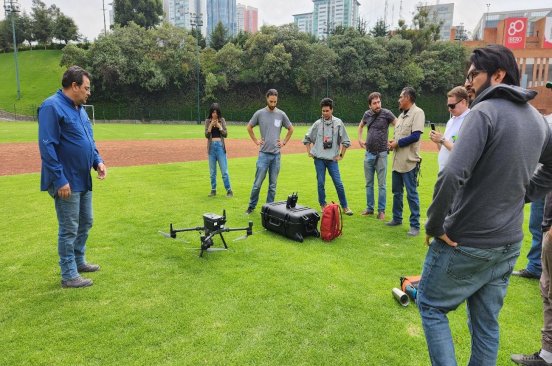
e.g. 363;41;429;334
190;12;203;125
4;0;21;100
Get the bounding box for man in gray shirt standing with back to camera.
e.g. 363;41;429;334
418;44;552;366
245;89;294;214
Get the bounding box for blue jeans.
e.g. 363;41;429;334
527;198;545;276
248;152;280;209
49;188;93;281
314;158;348;208
417;239;521;366
391;168;420;228
208;141;231;191
364;151;387;213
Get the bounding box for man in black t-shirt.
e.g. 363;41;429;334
357;92;397;220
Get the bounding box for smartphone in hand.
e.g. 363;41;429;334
430;123;436;131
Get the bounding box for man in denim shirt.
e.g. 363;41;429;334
357;92;397;220
245;89;294;214
38;66;106;288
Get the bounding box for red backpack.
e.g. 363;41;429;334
320;202;342;241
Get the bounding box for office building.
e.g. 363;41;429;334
164;0;207;36
424;3;454;41
293;0;360;39
293;12;313;34
207;0;237;37
237;4;258;33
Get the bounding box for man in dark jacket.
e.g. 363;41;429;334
418;45;552;365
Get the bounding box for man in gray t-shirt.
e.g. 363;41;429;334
245;89;294;214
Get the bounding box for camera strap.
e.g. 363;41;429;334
322;118;334;143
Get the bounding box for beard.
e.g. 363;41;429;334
474;76;492;98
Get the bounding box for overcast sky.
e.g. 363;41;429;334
2;0;550;40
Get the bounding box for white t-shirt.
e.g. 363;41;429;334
438;109;470;171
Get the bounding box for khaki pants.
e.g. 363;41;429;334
542;230;552;352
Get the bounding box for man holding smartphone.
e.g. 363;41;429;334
429;86;470;172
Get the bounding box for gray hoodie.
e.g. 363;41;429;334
425;84;552;249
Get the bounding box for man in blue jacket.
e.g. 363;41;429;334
38;66;107;288
419;45;552;365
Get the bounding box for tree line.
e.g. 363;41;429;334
57;5;468;111
0;0;79;50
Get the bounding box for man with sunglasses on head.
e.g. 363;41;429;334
38;66;106;289
429;86;470;172
419;45;552;365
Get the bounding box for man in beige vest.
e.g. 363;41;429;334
386;86;425;236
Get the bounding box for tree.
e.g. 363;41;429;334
396;5;441;54
209;22;228;51
417;42;468;92
31;0;53;47
370;19;389;38
60;44;88;68
113;0;163;29
190;27;206;49
52;12;79;44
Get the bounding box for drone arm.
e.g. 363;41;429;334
172;226;204;234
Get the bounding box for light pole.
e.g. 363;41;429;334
102;0;107;35
4;0;21;100
190;12;203;125
485;3;491;38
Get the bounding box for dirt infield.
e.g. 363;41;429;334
0;138;438;176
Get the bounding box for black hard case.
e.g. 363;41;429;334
261;202;320;242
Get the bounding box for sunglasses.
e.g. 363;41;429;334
447;99;464;109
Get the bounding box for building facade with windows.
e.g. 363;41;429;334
237;4;258;33
163;0;207;36
207;0;237;37
293;0;360;39
425;3;454;41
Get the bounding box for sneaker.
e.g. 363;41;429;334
245;207;254;215
377;212;385;220
386;220;402;226
61;277;93;288
512;268;540;280
343;207;353;216
226;190;233;197
77;263;100;273
407;227;420;236
511;351;552;365
361;209;374;216
208;190;216;197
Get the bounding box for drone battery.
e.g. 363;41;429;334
203;213;226;232
261;202;320;242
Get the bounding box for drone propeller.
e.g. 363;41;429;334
232;234;248;242
158;231;190;244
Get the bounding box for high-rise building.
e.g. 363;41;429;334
293;12;313;35
164;0;207;36
424;3;454;41
207;0;237;37
237;4;258;33
293;0;360;39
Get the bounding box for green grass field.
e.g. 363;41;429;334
0;123;542;365
0;50;64;115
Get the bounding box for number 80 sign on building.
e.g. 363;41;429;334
503;17;528;49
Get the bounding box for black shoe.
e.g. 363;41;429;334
512;268;540;280
511;351;552;365
226;190;233;197
208;190;216;197
77;263;100;273
386;220;402;226
245;207;254;215
407;227;420;236
61;277;93;288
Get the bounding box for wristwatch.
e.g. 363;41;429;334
339;153;343;157
440;137;446;143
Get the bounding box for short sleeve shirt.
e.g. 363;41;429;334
249;107;292;154
361;108;396;153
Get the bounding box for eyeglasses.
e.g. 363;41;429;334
447;99;464;109
466;69;483;83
